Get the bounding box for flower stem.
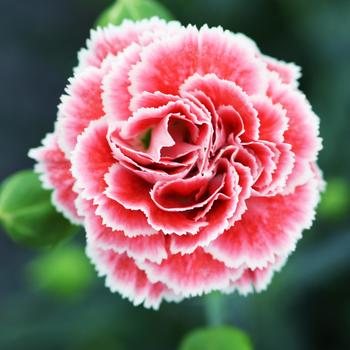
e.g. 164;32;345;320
204;292;226;326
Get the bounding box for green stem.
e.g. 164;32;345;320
204;292;226;326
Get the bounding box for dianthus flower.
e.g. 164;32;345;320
30;18;323;309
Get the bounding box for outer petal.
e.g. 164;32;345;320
71;118;156;235
268;75;321;162
57;67;105;157
77;18;180;71
102;44;143;122
224;255;287;295
28;133;81;224
94;194;157;237
267;75;322;191
138;248;243;297
263;55;301;87
71;117;114;200
130;25;267;97
250;95;288;143
86;244;179;309
78;196;167;263
206;178;321;269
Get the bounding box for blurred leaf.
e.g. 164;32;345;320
179;326;253;350
0;170;79;248
96;0;174;27
27;244;95;298
318;178;350;220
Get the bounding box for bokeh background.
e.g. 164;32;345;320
1;0;350;349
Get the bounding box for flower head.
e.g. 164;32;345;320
30;18;323;309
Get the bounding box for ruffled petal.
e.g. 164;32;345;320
57;67;105;157
78;196;166;263
224;255;287;295
29;133;82;224
77;18;178;70
129;25;267;97
71;117;114;200
104;164;208;235
138;248;243;297
86;244;179;309
263;55;301;87
206;177;321;269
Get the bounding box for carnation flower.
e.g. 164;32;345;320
29;18;323;309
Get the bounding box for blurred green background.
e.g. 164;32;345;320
1;0;350;349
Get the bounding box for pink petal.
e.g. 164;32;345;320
57;67;105;157
71;117;114;200
267;76;322;191
129;26;267;97
250;95;288;143
206;177;321;269
181;74;260;141
86;244;178;309
225;255;287;295
244;141;277;189
78;197;167;263
169;162;253;254
28;133;82;224
256;142;295;196
77;18;176;71
102;44;142;122
263;55;301;87
267;76;321;161
104;164;208;235
150;173;225;212
111;144;196;183
94;193;157;237
138;248;243;297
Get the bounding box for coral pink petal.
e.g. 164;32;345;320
250;95;288;143
130;91;179;111
130;26;267;97
29;133;82;224
77;18;174;70
225;255;287;295
86;244;177;309
268;76;321;161
264;55;301;87
78;197;166;263
138;248;243;297
150;173;225;212
169;162;253;254
267;76;321;192
260;143;295;195
57;67;105;157
245;141;276;189
104;165;207;235
102;44;142;122
181;74;259;141
71;118;115;200
94;194;157;237
206;178;320;269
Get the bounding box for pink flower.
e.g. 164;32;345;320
29;18;323;309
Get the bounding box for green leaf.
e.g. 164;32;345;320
318;178;349;220
179;326;253;350
96;0;174;27
0;170;79;248
27;244;95;298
